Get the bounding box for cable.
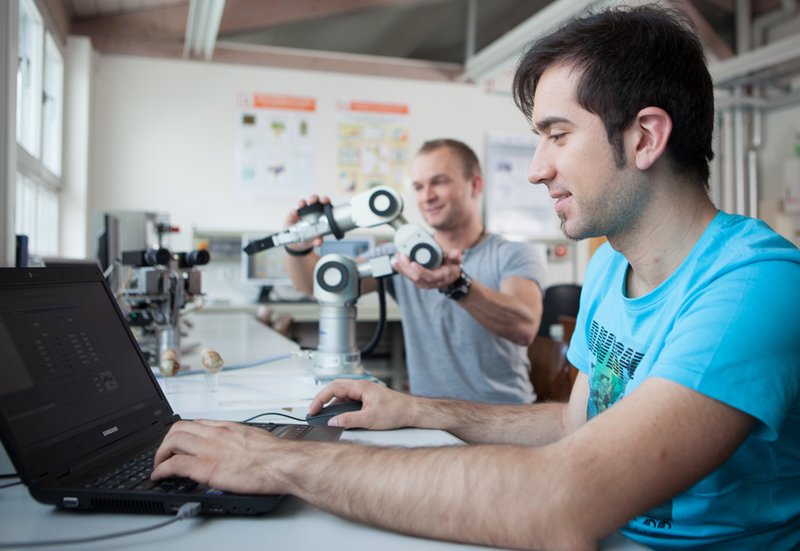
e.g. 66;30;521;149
0;501;202;548
0;480;22;489
223;353;295;371
0;473;18;479
241;411;306;423
360;276;387;357
152;352;295;378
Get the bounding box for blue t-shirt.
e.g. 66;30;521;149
568;211;800;549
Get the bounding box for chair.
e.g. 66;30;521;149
528;284;582;402
527;337;576;402
538;284;582;339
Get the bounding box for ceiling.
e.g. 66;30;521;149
53;0;791;82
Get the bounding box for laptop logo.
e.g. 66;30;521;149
102;426;119;437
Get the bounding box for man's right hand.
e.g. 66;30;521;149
284;195;330;253
309;380;418;430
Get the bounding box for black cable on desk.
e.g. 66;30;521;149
242;411;306;423
0;479;22;489
0;502;202;548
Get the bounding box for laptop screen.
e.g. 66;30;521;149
0;279;165;458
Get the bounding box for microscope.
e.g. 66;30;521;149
115;224;210;368
244;186;443;379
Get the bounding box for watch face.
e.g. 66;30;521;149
448;288;468;300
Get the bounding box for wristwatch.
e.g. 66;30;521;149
439;268;472;301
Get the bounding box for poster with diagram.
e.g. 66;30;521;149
336;100;410;194
235;93;316;200
485;130;561;239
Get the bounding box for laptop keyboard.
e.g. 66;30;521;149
84;423;311;492
250;422;314;440
83;447;162;491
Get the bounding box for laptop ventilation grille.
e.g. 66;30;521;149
90;498;165;514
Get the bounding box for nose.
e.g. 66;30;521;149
418;183;435;201
527;143;554;185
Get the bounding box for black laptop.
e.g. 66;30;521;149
0;266;343;515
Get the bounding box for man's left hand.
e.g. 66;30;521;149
393;250;463;290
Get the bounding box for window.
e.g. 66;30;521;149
16;0;43;156
16;173;59;256
15;0;64;257
42;33;63;176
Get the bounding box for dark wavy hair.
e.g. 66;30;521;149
513;5;714;187
418;139;482;180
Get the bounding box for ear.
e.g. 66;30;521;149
630;107;672;171
471;174;484;197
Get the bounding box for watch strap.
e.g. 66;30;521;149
439;269;472;301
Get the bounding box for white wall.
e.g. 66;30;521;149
61;36;92;259
88;55;535;254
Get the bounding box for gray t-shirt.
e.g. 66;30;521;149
380;233;546;404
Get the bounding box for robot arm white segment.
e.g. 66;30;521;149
269;218;332;247
313;254;360;306
393;224;443;270
357;255;395;280
347;186;404;227
243;186;404;255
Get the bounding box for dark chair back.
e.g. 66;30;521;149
538;284;582;338
527;337;577;402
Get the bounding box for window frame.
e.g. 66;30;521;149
14;0;64;258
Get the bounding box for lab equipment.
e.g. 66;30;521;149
244;186;443;379
117;241;210;368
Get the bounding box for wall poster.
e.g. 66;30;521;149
336;100;410;194
235;93;317;200
485;130;561;239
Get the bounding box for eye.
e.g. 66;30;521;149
550;133;565;143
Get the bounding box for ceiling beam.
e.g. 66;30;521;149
710;31;800;85
671;0;734;60
42;0;71;45
698;0;734;11
218;0;445;35
69;3;190;48
462;0;606;82
213;40;463;81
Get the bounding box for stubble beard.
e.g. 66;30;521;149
559;169;649;242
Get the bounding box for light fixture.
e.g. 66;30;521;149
183;0;226;60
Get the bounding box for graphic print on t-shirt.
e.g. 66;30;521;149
586;320;674;531
586;320;644;418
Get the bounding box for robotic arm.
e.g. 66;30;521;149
244;186;443;379
243;186;442;269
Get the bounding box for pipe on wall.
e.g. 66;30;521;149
734;87;747;215
747;108;762;218
721;109;736;214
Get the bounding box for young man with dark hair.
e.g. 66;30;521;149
284;138;546;404
153;6;800;549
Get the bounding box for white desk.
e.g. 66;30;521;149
203;292;401;323
200;293;407;390
0;314;647;551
